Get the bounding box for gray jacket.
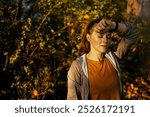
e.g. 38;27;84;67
67;22;140;100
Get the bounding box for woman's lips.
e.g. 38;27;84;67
100;45;107;47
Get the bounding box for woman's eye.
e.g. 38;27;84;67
98;34;103;38
106;33;111;39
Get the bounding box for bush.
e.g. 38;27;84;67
0;0;149;100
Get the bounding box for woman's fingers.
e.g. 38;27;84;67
95;20;106;32
96;19;113;33
98;19;107;29
101;19;108;27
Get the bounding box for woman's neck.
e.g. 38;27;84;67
87;51;105;62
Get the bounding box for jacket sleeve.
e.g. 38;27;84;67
114;22;140;59
67;60;81;100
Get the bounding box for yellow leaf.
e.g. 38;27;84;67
130;83;134;89
84;14;90;20
33;89;38;96
132;47;137;52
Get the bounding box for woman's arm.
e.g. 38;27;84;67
114;22;140;59
96;19;140;59
67;60;81;100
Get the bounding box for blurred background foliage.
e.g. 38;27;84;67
0;0;149;99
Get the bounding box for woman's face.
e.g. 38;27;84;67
87;26;112;54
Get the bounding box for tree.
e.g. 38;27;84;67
0;0;149;100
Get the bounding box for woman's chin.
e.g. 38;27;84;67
99;47;107;53
97;50;107;54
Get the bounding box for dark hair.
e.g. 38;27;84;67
79;18;102;55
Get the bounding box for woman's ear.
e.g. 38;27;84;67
86;34;90;42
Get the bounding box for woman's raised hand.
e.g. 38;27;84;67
95;19;116;33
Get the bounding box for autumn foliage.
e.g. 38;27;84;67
0;0;150;100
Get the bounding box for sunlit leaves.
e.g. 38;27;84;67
123;77;150;99
1;0;150;100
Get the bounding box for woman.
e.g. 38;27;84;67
67;18;139;100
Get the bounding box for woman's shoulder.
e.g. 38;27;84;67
69;57;82;69
71;58;81;66
69;54;87;71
